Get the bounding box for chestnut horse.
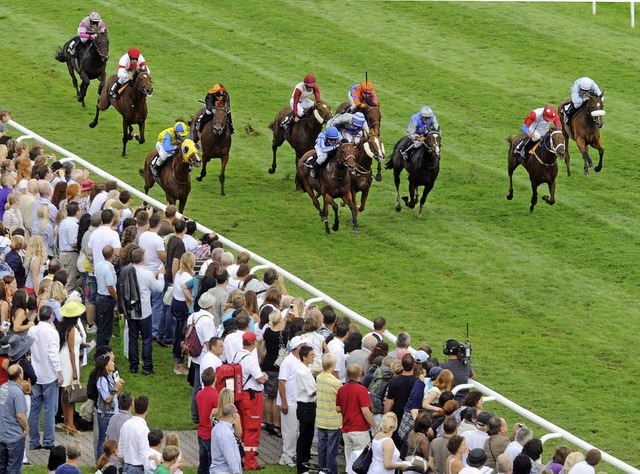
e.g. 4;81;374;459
55;32;109;108
506;129;566;213
336;98;381;135
139;139;201;213
297;143;359;234
350;134;386;214
268;101;333;186
559;92;605;177
190;106;232;195
386;131;441;218
89;70;153;157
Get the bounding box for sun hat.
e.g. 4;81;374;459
8;334;35;361
0;334;12;356
467;448;488;467
60;301;86;318
81;179;94;192
198;292;216;309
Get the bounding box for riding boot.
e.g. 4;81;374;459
197;112;212;133
68;39;77;57
151;155;168;179
228;112;235;135
563;103;574;124
515;138;529;158
109;82;120;99
400;143;414;160
280;113;294;131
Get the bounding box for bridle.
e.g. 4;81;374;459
329;143;356;180
534;130;564;167
211;106;229;134
92;33;109;61
133;71;153;96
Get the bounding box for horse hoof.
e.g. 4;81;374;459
375;174;382;182
394;205;401;213
88;122;96;129
583;171;590;177
332;224;339;232
139;138;145;145
195;176;203;182
594;165;602;172
268;168;276;174
359;207;365;212
353;227;360;233
506;194;513;201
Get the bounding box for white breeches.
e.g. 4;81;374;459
290;98;314;117
155;142;172;161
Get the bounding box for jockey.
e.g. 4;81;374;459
197;83;234;134
400;106;440;160
348;82;379;111
304;126;343;178
514;106;561;158
327;111;369;144
152;122;190;178
281;75;321;131
109;47;150;99
68;12;106;58
562;77;602;123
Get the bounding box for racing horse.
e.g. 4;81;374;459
350;134;386;214
506;129;566;213
139;139;201;213
386;131;441;218
559;92;605;177
190;106;232;195
268;101;333;187
336;98;381;135
297;142;359;234
89;70;153;157
55;32;109;108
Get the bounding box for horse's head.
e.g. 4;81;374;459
362;134;385;164
336;142;357;169
313;101;333;124
359;99;381;135
585;92;605;129
211;107;229;135
134;70;153;97
93;32;109;61
425;131;441;158
179;139;202;168
547;129;566;159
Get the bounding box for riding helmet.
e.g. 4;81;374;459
209;83;227;94
128;47;140;59
89;12;101;22
579;77;592;91
420;106;434;118
352;112;366;128
325;126;340;140
543;106;557;121
303;75;317;87
173;121;189;138
360;81;374;92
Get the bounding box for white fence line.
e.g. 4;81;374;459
7;119;638;474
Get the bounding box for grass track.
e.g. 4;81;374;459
1;1;640;469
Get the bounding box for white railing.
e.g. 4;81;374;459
6;118;638;474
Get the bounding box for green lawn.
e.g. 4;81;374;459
2;1;640;471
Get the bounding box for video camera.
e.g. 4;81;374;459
442;324;472;364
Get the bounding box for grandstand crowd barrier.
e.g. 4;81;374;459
8;119;638;474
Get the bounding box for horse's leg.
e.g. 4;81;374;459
359;188;370;213
121;120;130;157
129;124;139;142
403;182;417;209
88;100;101;128
542;178;556;206
67;62;80;98
196;157;208;182
345;192;359;233
219;154;228;196
321;194;331;235
575;136;592;176
562;128;572;177
507;153;518;200
268;132;284;175
178;196;187;214
529;180;539;213
393;168;402;212
138;120;146;145
375;161;383;182
78;72;91;108
418;181;436;218
329;197;340;233
593;138;604;172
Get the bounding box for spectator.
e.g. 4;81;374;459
446;435;467;474
429;415;458;474
183;219;198;253
10;289;34;334
347;333;377;372
54;440;82;474
209;268;229;327
105;391;133;443
5;236;25;288
461;449;491;474
0;364;29;474
277;335;305;467
137;213;166;341
80;211;101;334
407;412;431;464
368;412;407;473
295;345;317;474
134;209;149;242
336;363;378;463
484;417;510;471
28;305;63;451
58;301;86;435
57;202;81;292
301;310;326;374
154;446;182;474
199;337;223;386
160;219;186;348
88;209;121;268
327;318;350;383
384;353;418;445
50;181;67;209
24;235;47;295
513;453;533;474
462;411;493;451
143;428;164;474
546;446;571;474
3;192;23;230
96;439;119;474
0;174;14;222
423;369;455;412
506;426;533;461
95;353;125;461
441;339;475;403
119;395;151;473
568;450;601;474
158;205;177;237
315;353;341;474
523;439;544;474
317;305;337;339
260;308;286;437
222;310;252;364
47;445;67;473
498;453;514;474
210;404;242;474
89;181;117;215
95;245;117;347
195;367;219;474
364;316;387;342
171;252;195;376
388;331;411;358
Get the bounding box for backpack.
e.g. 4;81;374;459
182;314;206;357
368;365;392;414
215;353;250;397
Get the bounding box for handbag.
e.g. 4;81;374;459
352;443;373;474
162;285;174;305
273;331;287;368
404;433;428;473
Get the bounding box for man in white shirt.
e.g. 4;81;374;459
88;181;117;214
277;335;306;467
295;345;317;473
234;332;268;471
568;449;601;474
199;337;224;386
142;428;164;474
88;209;121;267
28;305;63;450
183;220;198;253
57;202;81;293
119;395;150;474
364;316;387;342
137;214;166;341
222;311;252;363
186;291;217;424
505;426;532;461
327;319;350;383
131;248;164;375
462;411;493;451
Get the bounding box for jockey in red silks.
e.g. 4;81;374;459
109;47;150;99
515;106;561;158
280;75;321;131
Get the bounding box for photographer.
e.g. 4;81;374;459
441;339;475;403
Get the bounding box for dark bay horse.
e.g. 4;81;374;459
55;32;109;107
190;106;232;195
386;131;441;218
506;130;566;212
336;98;382;135
268;101;333;185
89;70;153;157
559;92;605;177
350;134;386;214
139;139;202;213
297;143;359;234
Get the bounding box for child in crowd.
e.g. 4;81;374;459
96;439;119;473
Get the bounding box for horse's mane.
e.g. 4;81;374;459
361;98;378;108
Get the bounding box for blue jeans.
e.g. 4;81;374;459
191;362;201;423
150;290;163;339
124;464;145;474
158;281;175;344
317;428;341;474
128;317;153;372
0;437;25;474
29;380;59;448
96;294;116;346
197;435;211;474
95;412;113;461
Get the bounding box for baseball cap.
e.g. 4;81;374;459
289;335;307;350
242;331;257;343
476;411;494;427
414;350;429;363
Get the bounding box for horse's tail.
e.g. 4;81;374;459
268;120;276;131
55;48;66;63
506;136;515;145
138;168;145;177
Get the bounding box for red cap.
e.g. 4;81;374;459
242;331;257;343
303;74;317;87
128;47;140;59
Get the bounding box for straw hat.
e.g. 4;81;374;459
60;301;86;318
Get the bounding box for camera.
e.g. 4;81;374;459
443;329;472;364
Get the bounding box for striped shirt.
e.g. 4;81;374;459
316;371;342;430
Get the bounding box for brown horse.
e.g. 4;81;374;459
89;70;153;157
139;139;202;213
506;130;566;213
297;143;359;234
386;132;441;218
336;98;382;135
55;32;109;108
350;134;386;214
268;101;333;185
559;93;605;177
190;106;232;195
